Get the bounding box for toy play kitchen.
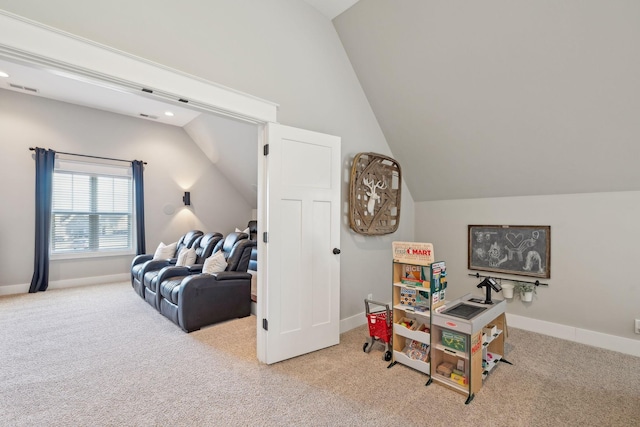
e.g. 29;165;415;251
387;242;511;404
430;277;511;404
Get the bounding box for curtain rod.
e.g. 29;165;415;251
29;147;147;165
468;272;548;287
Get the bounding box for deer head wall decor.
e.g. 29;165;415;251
349;152;402;235
363;177;387;215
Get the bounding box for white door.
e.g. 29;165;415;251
257;123;341;364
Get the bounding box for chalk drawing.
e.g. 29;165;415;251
468;225;550;278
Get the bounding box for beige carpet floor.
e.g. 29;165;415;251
1;282;639;426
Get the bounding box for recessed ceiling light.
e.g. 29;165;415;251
0;71;9;78
165;111;174;117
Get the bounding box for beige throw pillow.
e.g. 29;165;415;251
153;241;177;260
235;227;250;235
176;247;197;266
203;251;227;274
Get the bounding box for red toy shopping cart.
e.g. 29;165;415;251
363;299;392;361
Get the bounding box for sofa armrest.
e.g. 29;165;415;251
157;265;191;284
187;264;204;273
139;259;175;280
177;274;251;332
131;254;153;268
210;272;252;281
144;259;174;270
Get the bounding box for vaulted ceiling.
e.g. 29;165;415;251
3;2;639;204
333;2;640;201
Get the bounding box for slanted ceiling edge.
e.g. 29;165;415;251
0;9;278;124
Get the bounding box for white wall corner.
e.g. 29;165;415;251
340;301;392;334
340;310;367;334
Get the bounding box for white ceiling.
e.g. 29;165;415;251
0;57;200;127
0;1;359;211
0;0;358;210
8;2;631;206
302;0;360;20
0;56;259;208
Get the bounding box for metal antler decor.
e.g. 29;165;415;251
349;152;402;235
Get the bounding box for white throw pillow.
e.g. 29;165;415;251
153;241;177;260
175;247;197;266
235;227;250;235
203;251;227;274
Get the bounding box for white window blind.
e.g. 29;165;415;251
51;158;134;255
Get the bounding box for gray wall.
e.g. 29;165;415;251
0;89;253;289
0;1;415;318
416;192;640;341
333;1;640;345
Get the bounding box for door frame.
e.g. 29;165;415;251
1;10;279;348
1;10;342;361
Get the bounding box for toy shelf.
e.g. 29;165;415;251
393;322;431;342
389;258;446;381
393;304;431;318
482;351;502;380
392;350;430;375
431;372;468;393
393;281;429;288
434;343;469;360
431;295;508;404
482;329;503;347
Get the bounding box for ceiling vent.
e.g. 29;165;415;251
9;83;39;93
139;113;158;120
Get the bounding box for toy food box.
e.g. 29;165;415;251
442;330;467;352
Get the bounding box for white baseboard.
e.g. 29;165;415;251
0;273;130;296
0;283;30;296
340;311;368;333
507;313;640;358
340;301;393;334
340;309;640;358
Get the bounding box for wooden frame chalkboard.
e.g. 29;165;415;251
468;225;550;278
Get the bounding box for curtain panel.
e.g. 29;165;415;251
30;148;56;293
132;160;146;255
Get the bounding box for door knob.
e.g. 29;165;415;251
333;248;341;255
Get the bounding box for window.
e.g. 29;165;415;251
51;158;134;256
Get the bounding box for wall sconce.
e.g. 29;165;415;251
183;191;191;206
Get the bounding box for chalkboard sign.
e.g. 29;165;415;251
468;225;550;278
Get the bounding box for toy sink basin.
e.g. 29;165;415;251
433;295;505;334
441;303;487;320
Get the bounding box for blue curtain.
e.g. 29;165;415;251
30;148;56;293
132;160;146;255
